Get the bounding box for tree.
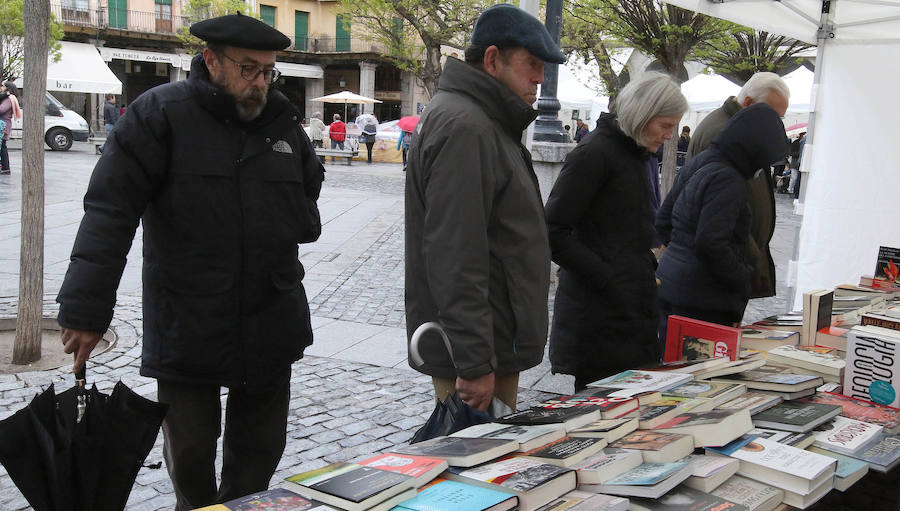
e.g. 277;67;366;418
695;29;813;84
0;0;62;81
177;0;257;53
339;0;500;99
13;0;49;365
562;2;630;101
561;0;738;197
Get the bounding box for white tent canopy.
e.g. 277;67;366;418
666;0;900;307
15;41;122;94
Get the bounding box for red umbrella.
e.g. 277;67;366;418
397;115;420;133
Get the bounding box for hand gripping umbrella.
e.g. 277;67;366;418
0;364;168;511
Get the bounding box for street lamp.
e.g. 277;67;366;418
533;0;569;143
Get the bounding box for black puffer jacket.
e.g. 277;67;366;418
546;113;659;380
656;103;788;318
57;55;324;389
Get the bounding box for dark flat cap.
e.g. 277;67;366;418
190;12;291;51
471;4;566;64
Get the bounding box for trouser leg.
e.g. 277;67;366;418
431;373;520;412
217;377;291;503
156;380;221;511
0;139;9;170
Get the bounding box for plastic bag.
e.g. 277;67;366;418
410;392;494;444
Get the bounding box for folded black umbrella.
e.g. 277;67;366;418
0;365;168;511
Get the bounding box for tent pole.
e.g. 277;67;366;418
786;0;834;311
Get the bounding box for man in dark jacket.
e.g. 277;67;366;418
56;14;324;510
405;4;564;412
98;93;119;153
681;72;789;300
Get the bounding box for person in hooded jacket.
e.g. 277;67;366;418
545;72;688;391
655;103;788;335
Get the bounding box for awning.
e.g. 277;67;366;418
275;62;324;79
15;41;122;94
99;47;183;67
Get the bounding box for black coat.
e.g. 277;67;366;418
545;113;660;380
57;55;325;389
656;103;788;319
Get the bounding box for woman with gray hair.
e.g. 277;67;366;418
545;72;688;390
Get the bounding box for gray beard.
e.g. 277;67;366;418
211;74;267;122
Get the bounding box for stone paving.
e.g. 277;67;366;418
0;141;821;510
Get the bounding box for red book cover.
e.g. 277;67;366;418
358;453;448;478
537;393;639;419
664;315;741;363
802;392;900;433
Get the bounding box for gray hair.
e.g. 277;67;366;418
737;72;790;104
313;111;322;119
613;72;688;144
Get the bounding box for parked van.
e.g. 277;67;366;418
10;92;91;151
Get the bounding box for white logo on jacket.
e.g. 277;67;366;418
272;140;293;154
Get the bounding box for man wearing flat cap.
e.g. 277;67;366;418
406;4;565;412
56;13;324;510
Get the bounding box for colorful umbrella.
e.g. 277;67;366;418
397;115;420;133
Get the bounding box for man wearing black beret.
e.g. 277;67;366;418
405;4;565;412
56;13;324;510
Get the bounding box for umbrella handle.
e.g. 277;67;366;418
75;364;86;387
409;322;455;367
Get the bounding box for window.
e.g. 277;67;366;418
108;0;127;29
155;0;172;33
294;11;309;51
260;5;276;28
336;14;350;52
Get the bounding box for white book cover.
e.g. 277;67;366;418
714;436;835;481
767;345;845;374
813;416;883;454
456;457;568;489
588;370;692;397
684;454;739;478
451;423;564;444
844;326;900;407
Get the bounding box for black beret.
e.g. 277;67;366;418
471;4;566;64
190;12;291;51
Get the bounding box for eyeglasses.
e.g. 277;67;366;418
219;52;282;84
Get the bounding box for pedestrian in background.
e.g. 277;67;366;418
329;113;346;150
574;118;589;142
406;3;565;411
360;115;378;163
677;125;690;166
545;72;688;390
56;14;324;510
0;81;20;175
656;103;787;335
98;93;119;153
308;111;326;163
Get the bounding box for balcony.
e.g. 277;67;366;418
288;36;387;54
51;3;190;36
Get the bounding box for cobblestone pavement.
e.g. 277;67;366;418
0;143;845;510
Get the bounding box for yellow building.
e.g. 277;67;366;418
52;0;428;129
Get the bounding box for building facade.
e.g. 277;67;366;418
49;0;429;131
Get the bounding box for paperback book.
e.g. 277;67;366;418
710;475;784;511
706;436;836;495
519;436;608;467
451;423;567;452
283;463;414;511
664;315;742;362
681;454;740;492
496;407;600;432
443;457;576;511
843;325;900;407
739;328;799;352
874;245;900;283
663;381;746;407
586;369;692;397
765;345;845;378
638;396;713;429
711;365;823;393
195;488;338;511
358;453;448;487
802;391;900;433
805;447;870;492
393;436;519;467
608;430;694;463
581;461;691;498
541;390;640;419
391;478;518;511
630;484;751;511
750;400;842;433
812;415;883;455
653;409;753;448
716;392;783;415
845;432;900;472
567;417;639;443
747;428;815;449
533;490;628;511
801;289;834;346
570;447;642;484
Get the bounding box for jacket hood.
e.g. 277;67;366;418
437;57;538;137
710;102;789;179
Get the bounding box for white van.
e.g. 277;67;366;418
10;92;91;151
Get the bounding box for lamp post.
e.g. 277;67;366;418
533;0;569;143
